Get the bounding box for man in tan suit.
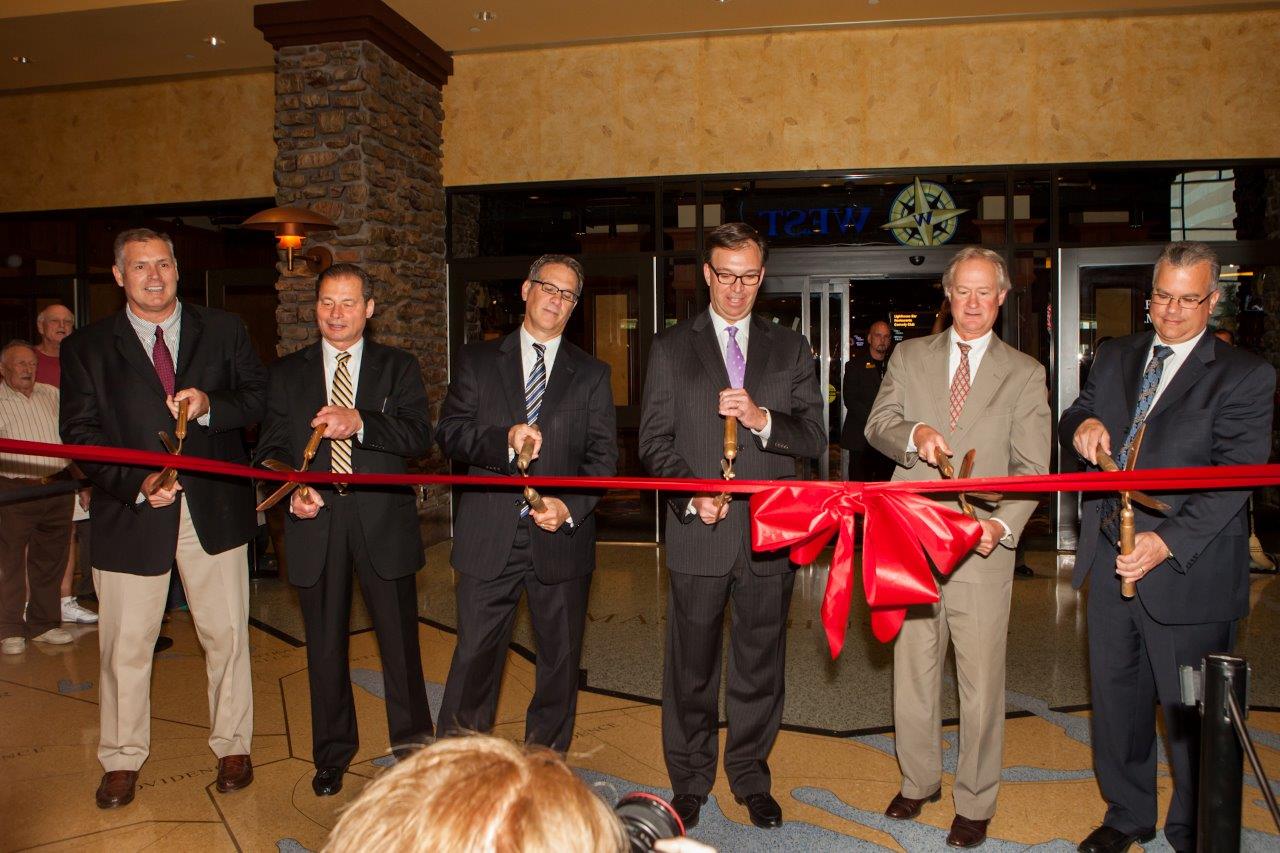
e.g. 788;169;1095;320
866;247;1050;848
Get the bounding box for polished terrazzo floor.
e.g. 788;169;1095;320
3;545;1279;851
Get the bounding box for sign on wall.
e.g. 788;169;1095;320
882;177;968;246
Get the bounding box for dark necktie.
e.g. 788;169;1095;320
152;325;176;397
1101;344;1174;541
520;343;547;518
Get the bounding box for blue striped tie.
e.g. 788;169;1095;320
1102;344;1173;541
519;343;546;518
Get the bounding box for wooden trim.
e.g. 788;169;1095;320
254;0;452;87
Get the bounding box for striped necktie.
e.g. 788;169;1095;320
1101;344;1174;542
330;351;354;476
520;343;547;518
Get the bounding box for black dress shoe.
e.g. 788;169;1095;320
153;636;174;654
735;791;783;828
312;766;344;796
670;793;706;830
1078;825;1157;853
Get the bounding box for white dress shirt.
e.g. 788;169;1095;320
1145;329;1205;410
125;301;212;428
520;326;562;384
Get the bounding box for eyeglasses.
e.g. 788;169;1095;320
530;279;580;305
708;265;762;288
1150;290;1213;310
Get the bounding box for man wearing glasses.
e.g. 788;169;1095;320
640;222;825;830
436;254;617;752
1062;241;1274;853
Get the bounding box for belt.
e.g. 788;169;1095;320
1;470;69;486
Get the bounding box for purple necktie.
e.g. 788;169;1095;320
726;326;746;389
153;325;176;397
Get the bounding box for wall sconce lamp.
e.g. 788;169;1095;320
242;205;337;272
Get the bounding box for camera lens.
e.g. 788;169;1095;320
615;791;684;852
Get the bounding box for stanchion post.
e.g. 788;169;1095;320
1197;653;1247;853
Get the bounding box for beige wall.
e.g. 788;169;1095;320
442;11;1280;186
0;71;274;213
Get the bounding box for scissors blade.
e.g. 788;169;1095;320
260;458;295;473
1126;425;1147;472
157;431;179;455
255;481;299;512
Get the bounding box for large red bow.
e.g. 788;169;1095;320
751;484;982;657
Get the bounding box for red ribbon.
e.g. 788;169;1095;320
751;484;981;656
7;437;1280;657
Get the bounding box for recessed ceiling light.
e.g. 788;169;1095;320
204;35;223;47
469;26;480;33
475;11;496;22
868;0;880;6
11;55;29;64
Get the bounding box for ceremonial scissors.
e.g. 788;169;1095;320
149;398;188;495
255;424;328;512
1095;426;1170;599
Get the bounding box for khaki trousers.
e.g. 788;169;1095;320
892;570;1013;821
94;498;252;772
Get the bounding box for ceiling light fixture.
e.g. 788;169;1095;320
475;11;496;22
204;35;223;47
11;55;29;64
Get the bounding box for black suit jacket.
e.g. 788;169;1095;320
255;340;433;588
638;311;826;577
59;303;267;574
1059;330;1275;624
840;353;888;451
436;332;617;584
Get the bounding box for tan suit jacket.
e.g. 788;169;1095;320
865;330;1050;577
864;329;1050;820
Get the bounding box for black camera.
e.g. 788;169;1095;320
615;791;685;851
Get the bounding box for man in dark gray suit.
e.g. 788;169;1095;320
436;254;617;752
255;263;434;798
1061;241;1275;853
639;222;825;830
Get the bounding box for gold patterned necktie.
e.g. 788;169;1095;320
330;351;353;476
948;342;971;430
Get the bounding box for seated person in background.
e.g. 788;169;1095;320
324;734;713;853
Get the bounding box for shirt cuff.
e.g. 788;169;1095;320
905;422;926;453
751;408;772;447
685;498;696;516
197;409;211;428
993;517;1013;545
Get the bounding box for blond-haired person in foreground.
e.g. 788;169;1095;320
324;735;714;853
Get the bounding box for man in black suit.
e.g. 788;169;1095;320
256;263;433;797
639;222;825;830
1061;242;1275;853
840;319;894;482
436;254;617;752
60;228;266;809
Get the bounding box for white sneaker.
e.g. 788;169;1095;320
32;627;73;645
2;636;26;654
62;596;99;624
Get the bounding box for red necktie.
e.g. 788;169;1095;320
948;342;971;430
153;325;176;397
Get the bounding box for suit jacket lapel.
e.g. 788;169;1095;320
954;335;1009;438
1147;331;1214;421
301;343;331;468
113;312;166;399
175;302;203;377
1119;333;1151;418
353;340;381;410
926;331;951;431
539;341;578;419
499;331;527;423
692;311;731;391
743;315;772;394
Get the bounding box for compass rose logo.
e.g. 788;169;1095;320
882;177;968;247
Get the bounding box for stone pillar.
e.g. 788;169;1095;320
256;0;453;543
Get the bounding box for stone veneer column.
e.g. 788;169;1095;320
256;0;453;543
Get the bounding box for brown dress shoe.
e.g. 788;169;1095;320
216;754;254;793
95;770;139;809
884;788;941;820
946;814;991;848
